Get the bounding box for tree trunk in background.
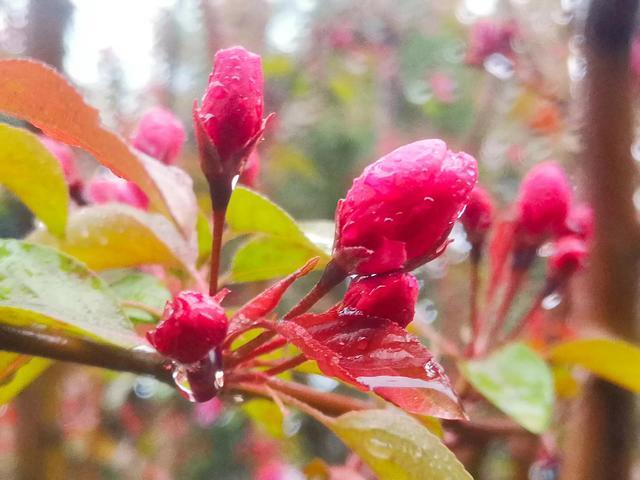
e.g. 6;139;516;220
25;0;74;71
561;1;640;479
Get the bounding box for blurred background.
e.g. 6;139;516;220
0;0;588;478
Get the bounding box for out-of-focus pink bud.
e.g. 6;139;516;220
239;150;260;187
131;107;186;165
198;46;264;164
85;177;149;210
461;185;494;247
146;291;228;365
342;272;419;327
548;235;588;279
429;71;456;104
515;161;571;246
39;136;81;187
562;202;594;241
465;20;517;67
334;139;478;275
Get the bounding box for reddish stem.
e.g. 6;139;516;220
264;354;307;376
209;208;226;295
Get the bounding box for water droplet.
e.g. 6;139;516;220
282;413;302;437
542;292;562;310
568;55;586;81
633;188;640;210
172;365;196;402
538;242;554;258
133;377;157;399
424;359;442;378
365;437;392;460
214;369;225;389
355;336;369;351
419;299;438;325
484;53;515;80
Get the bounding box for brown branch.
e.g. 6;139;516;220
561;1;640;479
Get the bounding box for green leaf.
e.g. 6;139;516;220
231;235;328;283
242;398;285;438
328;409;472;480
109;272;170;324
0;353;50;404
459;343;553;433
0;123;68;237
0;239;138;346
550;338;640;392
30;204;197;273
196;210;212;265
227;187;331;282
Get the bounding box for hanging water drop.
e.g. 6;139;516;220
172;365;196;403
542;292;563;310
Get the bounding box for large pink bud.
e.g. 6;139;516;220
85;177;149;211
342;272;419;327
461;185;494;247
334;139;478;275
146;291;228;365
198;46;264;164
131;107;186;165
515;161;571;246
39;136;81;187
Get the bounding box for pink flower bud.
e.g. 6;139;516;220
562;202;594;241
39;136;81;187
461;185;494;245
465;20;517;67
548;235;588;279
239;150;260;187
131;107;186;165
198;46;264;164
146;291;228;364
515;161;571;246
85;177;149;210
334;139;478;275
342;272;419;327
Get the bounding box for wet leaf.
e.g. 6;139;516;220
277;309;465;419
0;353;50;404
299;220;334;256
30;204;197;272
460;342;553;433
0;239;138;346
242;398;285;438
0;59;196;236
327;409;472;480
110;272;170;324
229;257;318;337
550;338;640;392
231;235;328;283
0;124;68;237
227;187;330;282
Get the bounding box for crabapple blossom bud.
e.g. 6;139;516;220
85;177;149;210
562;202;594;241
461;185;494;247
334;139;478;275
146;291;228;365
548;235;588;279
465;20;517;67
131;107;186;165
198;46;264;164
342;272;419;327
39;136;81;187
515;161;571;246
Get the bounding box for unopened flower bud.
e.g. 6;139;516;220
146;291;228;365
334;139;478;275
131;107;186;165
548;235;588;280
465;20;517;67
461;185;494;249
85;177;149;210
342;272;419;327
39;136;81;187
239;150;260;187
562;202;594;242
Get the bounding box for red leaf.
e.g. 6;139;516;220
0;59;196;237
276;308;465;419
487;216;516;301
228;257;319;337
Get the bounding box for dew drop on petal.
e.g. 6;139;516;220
542;292;563;310
365;437;393;460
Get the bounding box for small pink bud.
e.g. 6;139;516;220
334;139;478;275
548;235;588;279
461;185;494;246
85;177;149;210
146;291;228;364
131;107;186;165
465;20;517;67
515;161;571;246
239;150;260;187
342;272;419;327
429;71;456;104
198;46;264;164
39;136;81;187
562;202;594;241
